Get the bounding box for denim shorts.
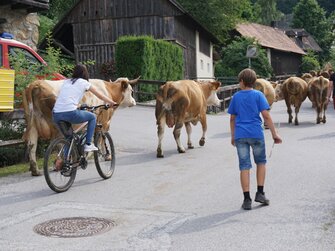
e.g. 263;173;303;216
235;138;266;171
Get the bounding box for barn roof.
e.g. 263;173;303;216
0;0;49;12
284;28;322;52
236;22;306;55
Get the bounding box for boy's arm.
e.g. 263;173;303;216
261;110;282;144
230;114;236;146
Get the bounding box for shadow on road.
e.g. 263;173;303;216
171;206;266;235
299;132;335;141
0;189;54;207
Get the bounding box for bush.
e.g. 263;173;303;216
115;36;183;101
115;35;183;80
300;51;320;73
0;118;25;167
9;33;76;106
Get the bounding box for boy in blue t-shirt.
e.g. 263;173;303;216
228;68;282;210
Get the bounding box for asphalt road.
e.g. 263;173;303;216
0;99;335;251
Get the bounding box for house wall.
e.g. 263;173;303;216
271;50;302;75
0;5;39;50
196;31;213;80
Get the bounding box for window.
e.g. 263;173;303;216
200;59;204;70
8;46;42;68
207;63;210;72
199;36;210;57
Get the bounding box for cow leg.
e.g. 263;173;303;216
294;104;300;126
185;122;194;149
156;118;166;158
199;113;207;146
285;99;293;124
27;127;41;176
316;105;321;124
173;122;185;153
323;102;327;123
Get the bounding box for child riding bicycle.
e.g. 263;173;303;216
52;64;117;152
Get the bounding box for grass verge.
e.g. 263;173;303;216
0;158;43;178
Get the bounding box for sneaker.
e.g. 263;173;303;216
84;144;98;152
255;192;270;205
241;199;252;210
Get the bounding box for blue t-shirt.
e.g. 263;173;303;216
228;89;270;139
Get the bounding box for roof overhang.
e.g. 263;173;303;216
0;0;49;12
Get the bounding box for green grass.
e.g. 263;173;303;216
0;158;43;177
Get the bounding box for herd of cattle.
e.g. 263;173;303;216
21;72;330;176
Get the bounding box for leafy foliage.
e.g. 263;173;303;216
115;36;183;81
176;0;254;43
9;34;75;106
215;37;273;78
115;36;183;101
277;0;299;14
252;0;283;25
300;51;321;73
0;118;26;167
292;0;335;61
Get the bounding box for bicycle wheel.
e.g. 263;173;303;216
94;131;115;179
43;138;78;192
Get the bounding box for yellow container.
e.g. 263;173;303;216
0;69;15;112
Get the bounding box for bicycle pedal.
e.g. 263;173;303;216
61;166;73;177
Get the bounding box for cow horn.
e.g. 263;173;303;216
128;76;141;85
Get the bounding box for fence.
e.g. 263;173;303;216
134;74;294;113
134;79;240;113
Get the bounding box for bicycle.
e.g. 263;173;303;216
43;104;117;193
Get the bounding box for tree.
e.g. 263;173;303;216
317;0;335;16
252;0;283;25
277;0;299;14
176;0;254;43
292;0;334;61
215;37;273;77
300;50;321;73
45;0;77;21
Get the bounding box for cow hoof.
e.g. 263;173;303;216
188;144;194;149
294;122;299;126
199;138;205;146
31;170;42;176
178;147;186;153
157;149;164;158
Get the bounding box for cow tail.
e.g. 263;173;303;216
22;82;37;141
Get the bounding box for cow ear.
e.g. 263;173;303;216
211;81;221;90
121;80;129;91
167;87;177;98
157;84;165;97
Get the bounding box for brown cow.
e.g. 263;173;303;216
307;76;329;124
22;77;139;176
274;77;308;125
254;78;275;107
155;80;221;158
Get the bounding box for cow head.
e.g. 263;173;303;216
207;81;221;106
274;84;284;101
111;77;140;107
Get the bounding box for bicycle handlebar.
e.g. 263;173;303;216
79;103;119;111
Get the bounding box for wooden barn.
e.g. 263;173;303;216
235;22;306;75
46;0;219;79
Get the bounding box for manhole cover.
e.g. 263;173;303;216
33;217;116;238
